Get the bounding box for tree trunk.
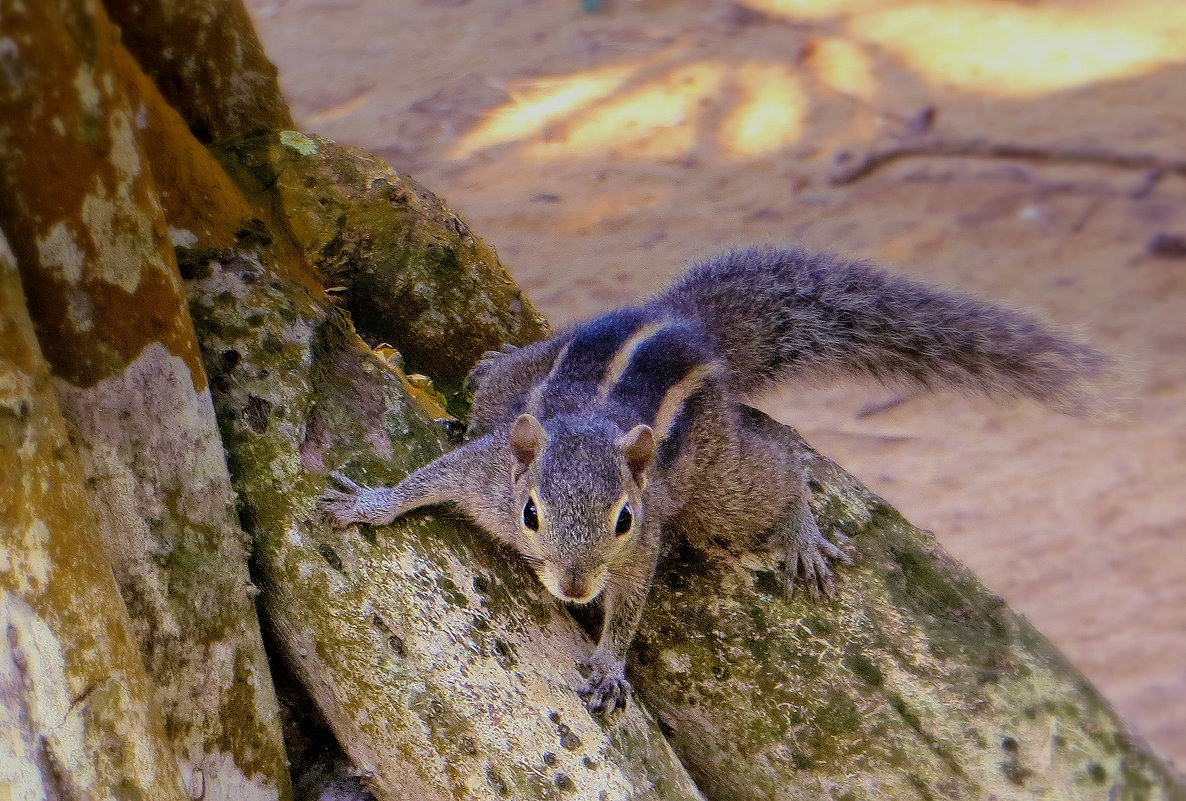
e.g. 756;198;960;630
185;247;706;801
102;0;294;142
0;230;189;801
1;0;1183;798
0;1;292;798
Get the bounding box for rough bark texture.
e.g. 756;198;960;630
0;0;203;390
102;0;294;142
186;248;706;801
212;131;551;410
183;239;1186;799
631;440;1186;801
3;0;1184;796
109;37;324;292
0;229;189;801
0;1;292;797
110;37;269;253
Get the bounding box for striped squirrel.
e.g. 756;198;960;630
320;245;1105;715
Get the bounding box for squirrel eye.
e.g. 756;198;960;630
523;497;539;531
615;504;633;535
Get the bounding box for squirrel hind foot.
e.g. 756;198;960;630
776;513;853;600
318;472;366;527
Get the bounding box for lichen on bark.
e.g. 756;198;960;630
629;437;1186;801
0;2;293;796
0;0;203;390
0;228;189;801
186;248;705;801
212;130;550;412
108;39;278;256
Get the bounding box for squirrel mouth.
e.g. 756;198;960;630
557;577;599;604
559;588;599;605
541;565;605;604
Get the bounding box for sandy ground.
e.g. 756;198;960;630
245;0;1186;766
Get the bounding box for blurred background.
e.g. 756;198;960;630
243;0;1185;764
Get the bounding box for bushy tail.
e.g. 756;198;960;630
648;246;1108;411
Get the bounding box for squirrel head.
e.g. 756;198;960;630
508;412;654;604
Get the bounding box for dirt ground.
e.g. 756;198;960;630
244;0;1186;766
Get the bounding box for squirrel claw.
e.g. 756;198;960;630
780;519;853;600
465;343;520;394
328;470;362;493
578;659;631;717
318;472;395;528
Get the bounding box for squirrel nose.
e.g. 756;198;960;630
559;570;593;603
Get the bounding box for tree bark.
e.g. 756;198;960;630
108;33;326;292
2;0;1184;798
0;1;292;797
213;131;551;410
109;36;269;252
186;248;706;801
631;429;1186;800
102;0;294;142
0;229;189;801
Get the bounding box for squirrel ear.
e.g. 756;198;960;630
509;413;546;480
618;424;655;486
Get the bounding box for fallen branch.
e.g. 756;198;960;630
831;137;1186;186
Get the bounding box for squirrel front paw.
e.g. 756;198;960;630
318;472;397;527
578;655;631;717
464;343;519;395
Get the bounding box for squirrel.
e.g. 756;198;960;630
320;245;1106;716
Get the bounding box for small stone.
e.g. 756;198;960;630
1146;232;1186;259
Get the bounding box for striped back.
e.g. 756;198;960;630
523;308;722;469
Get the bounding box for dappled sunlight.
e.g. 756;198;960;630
720;63;805;158
805;37;876;101
450;63;639;157
737;0;896;18
745;0;1186;96
446;0;1186;167
527;62;723;160
455;59;808;163
852;1;1186;95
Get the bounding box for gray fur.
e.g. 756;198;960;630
652;245;1106;410
321;245;1106;716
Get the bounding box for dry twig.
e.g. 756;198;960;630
831;137;1186;187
